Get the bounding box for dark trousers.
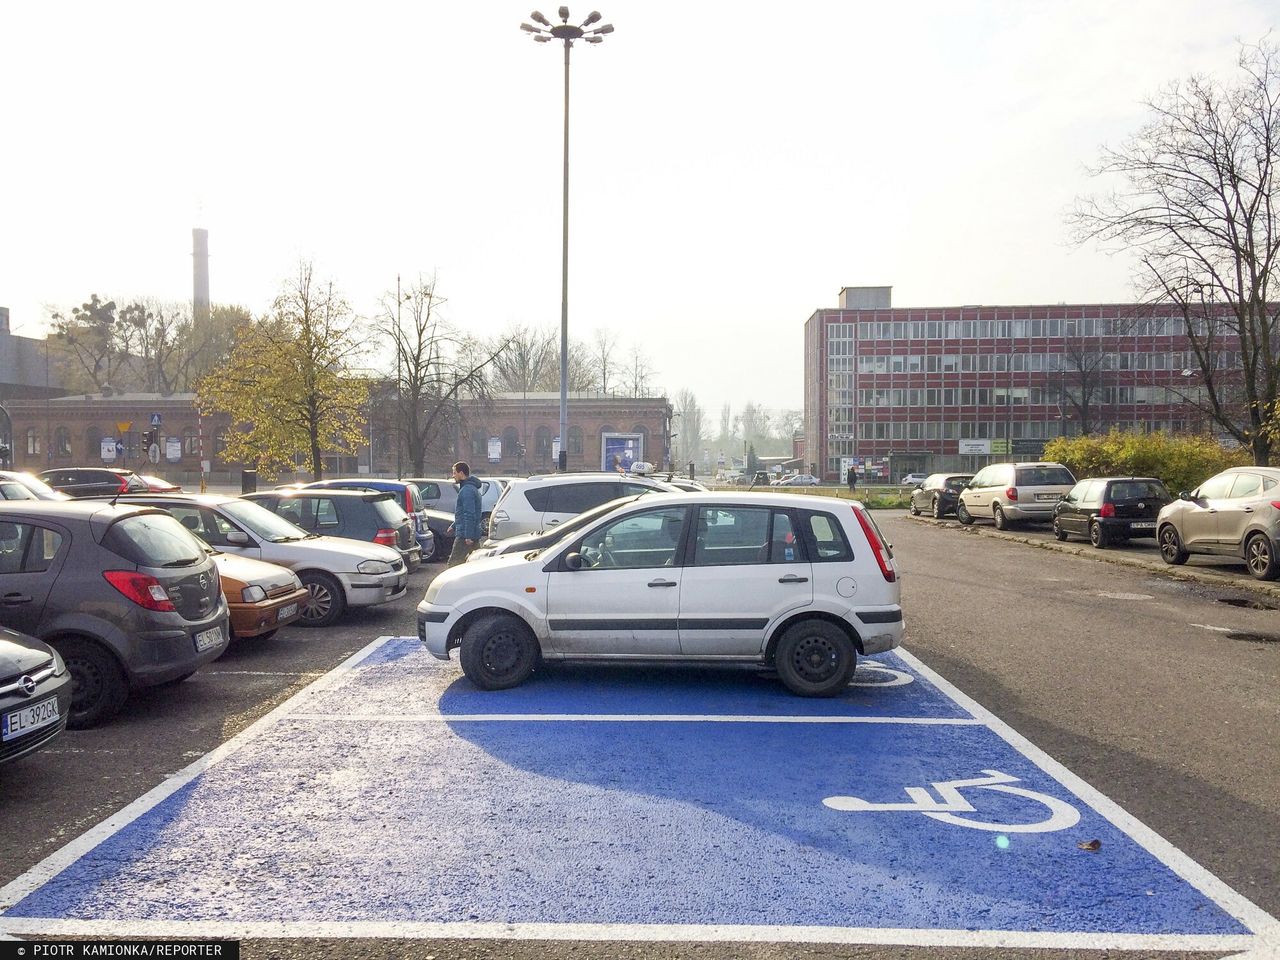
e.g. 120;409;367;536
447;537;475;567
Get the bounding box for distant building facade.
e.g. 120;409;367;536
803;286;1215;482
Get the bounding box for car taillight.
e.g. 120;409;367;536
373;528;398;546
852;506;896;583
1099;502;1116;518
1005;487;1018;501
118;478;129;493
103;570;176;612
404;490;414;513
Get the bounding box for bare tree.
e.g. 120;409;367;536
1060;338;1109;435
48;295;134;392
624;344;656;397
590;329;620;395
737;401;770;451
488;325;557;394
672;389;706;465
772;409;803;441
1072;40;1280;463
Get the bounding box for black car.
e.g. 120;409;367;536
244;489;423;571
1052;476;1173;548
0;501;229;727
909;473;974;519
1;627;73;765
39;467;149;498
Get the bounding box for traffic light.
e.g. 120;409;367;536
143;429;157;448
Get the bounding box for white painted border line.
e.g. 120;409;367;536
0;918;1260;952
281;712;983;725
896;647;1280;949
0;635;398;914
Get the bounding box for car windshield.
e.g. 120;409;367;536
222;499;311;542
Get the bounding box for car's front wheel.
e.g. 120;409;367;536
1244;532;1280;581
1053;519;1069;541
774;620;857;697
909;498;920;516
298;571;347;627
1159;525;1189;565
460;613;540;690
52;636;128;729
956;501;974;525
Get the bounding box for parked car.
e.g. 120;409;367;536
418;492;902;697
0;471;71;501
0;478;37;501
207;549;308;639
1052;477;1173;548
466;495;644;561
774;474;820;487
909;473;973;518
899;473;930;487
245;489;424;571
488;473;680;540
304;478;431;558
136;474;182;493
1;627;73;765
406;476;503;528
420;508;455;563
956;462;1077;529
0;501;230;727
106;494;409;627
1156;466;1280;580
38;467;149;498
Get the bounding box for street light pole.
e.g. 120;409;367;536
521;8;614;473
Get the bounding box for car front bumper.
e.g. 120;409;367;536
228;586;311;638
417;603;452;659
341;570;409;608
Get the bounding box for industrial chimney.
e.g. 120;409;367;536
192;228;210;324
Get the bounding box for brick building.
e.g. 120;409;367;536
804;286;1216;482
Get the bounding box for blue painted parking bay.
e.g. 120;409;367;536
1;637;1276;953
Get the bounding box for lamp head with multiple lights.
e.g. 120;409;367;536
520;8;614;44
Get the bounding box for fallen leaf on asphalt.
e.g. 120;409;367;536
1078;839;1102;852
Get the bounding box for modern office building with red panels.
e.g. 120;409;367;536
803;286;1215;482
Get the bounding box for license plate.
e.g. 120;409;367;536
2;696;59;742
1035;493;1057;501
1130;521;1155;529
194;626;224;652
277;602;298;621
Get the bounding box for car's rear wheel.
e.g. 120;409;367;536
932;497;945;519
993;504;1009;530
1053;519;1069;541
424;535;443;564
459;613;539;690
1244;532;1280;581
1089;520;1109;549
956;501;974;525
775;621;857;697
1159;525;1189;565
52;637;129;729
298;571;346;627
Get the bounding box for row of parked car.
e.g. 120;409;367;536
906;461;1280;580
0;466;538;769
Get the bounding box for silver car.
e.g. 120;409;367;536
1156;466;1280;580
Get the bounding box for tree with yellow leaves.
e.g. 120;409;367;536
197;263;368;480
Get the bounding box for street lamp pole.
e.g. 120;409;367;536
521;8;614;473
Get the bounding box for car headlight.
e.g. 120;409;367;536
49;647;67;677
358;559;392;575
241;584;267;603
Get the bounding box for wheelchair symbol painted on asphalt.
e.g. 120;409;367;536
848;661;914;687
823;769;1081;833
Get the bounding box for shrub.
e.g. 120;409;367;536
1041;431;1251;493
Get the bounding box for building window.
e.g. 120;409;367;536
184;428;200;456
54;427;71;458
502;427;520;459
25;428;39;456
85;427;103;461
214;433;228;456
471;429;487;458
568;426;583;455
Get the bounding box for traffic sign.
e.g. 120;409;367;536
149;413;162;427
148;443;161;464
115;420;133;436
100;438;116;461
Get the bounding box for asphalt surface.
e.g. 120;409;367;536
1;516;1277;959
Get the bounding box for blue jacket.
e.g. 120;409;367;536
454;475;484;541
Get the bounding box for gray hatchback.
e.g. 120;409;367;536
0;501;230;727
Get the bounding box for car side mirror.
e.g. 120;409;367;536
914;483;923;490
225;531;250;545
565;552;584;571
1179;491;1192;502
1058;494;1067;501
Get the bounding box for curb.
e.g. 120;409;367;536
903;513;1280;602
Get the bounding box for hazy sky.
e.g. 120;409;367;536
2;1;1275;416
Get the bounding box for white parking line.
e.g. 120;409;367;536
280;713;983;725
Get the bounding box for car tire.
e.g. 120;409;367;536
1244;532;1280;581
993;504;1009;530
909;499;920;516
52;637;129;729
1053;519;1069;541
424;536;443;564
459;613;539;690
775;620;858;698
956;501;974;526
1089;520;1109;549
932;497;944;519
1159;525;1189;565
298;571;347;627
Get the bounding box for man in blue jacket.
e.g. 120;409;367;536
447;460;484;566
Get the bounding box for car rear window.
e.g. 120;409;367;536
1108;480;1169;501
373;499;409;524
1016;467;1075;486
103;513;205;567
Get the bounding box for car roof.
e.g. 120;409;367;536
251;489;393;501
0;499;159;521
111;492;241;507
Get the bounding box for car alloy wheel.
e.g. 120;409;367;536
1158;525;1189;565
1089;520;1108;549
1244;533;1280;581
298;571;346;627
993;505;1008;530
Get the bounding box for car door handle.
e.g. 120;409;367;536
1;593;32;605
778;575;809;584
1243;507;1254;513
547;520;560;525
647;579;677;587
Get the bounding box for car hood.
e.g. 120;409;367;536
262;535;402;567
0;628;55;679
213;553;301;594
425;551;539;603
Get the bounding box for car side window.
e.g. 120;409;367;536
0;522;62;575
315;498;340;528
801;511;853;562
577;507;686;570
1264;477;1278;492
275;498;306;528
553;482;619;514
1064;481;1086;502
969;469;989;488
1229;474;1264;499
523;487;553;512
0;482;35;500
1083;480;1106;503
691;506;771;567
1196;474;1235;499
620;482;658;497
418;482;442;500
765;511;805;564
